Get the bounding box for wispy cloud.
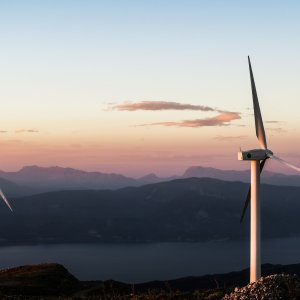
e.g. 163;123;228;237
112;101;216;112
0;130;8;134
265;120;281;124
267;127;285;133
15;128;39;133
214;135;247;141
140;112;241;128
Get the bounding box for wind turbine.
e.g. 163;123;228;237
0;188;13;211
238;56;300;283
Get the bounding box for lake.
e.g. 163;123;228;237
0;238;299;282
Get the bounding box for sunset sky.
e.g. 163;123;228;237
0;0;300;176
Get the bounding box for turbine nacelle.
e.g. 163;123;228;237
238;149;273;161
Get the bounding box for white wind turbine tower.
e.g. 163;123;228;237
238;56;300;283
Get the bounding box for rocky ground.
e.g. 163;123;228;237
223;274;300;300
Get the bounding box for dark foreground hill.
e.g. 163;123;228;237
1;263;300;299
0;263;79;296
2;177;300;245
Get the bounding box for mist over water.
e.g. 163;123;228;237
0;238;299;283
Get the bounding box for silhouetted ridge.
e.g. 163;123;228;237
1;262;300;297
0;263;79;295
1;165;300;197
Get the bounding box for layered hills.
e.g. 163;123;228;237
0;177;300;245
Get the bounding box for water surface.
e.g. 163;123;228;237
0;238;299;282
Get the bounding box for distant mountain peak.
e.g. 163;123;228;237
139;173;159;181
19;165;41;171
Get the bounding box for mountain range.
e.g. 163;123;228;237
1;165;300;197
1;177;300;245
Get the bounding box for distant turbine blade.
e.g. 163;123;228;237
0;189;13;211
240;158;267;223
248;56;267;150
271;155;300;172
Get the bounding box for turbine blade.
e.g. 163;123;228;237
240;159;266;223
0;189;13;211
271;155;300;172
248;56;267;150
240;185;251;223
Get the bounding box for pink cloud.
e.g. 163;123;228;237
112;101;216;112
141;112;241;128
